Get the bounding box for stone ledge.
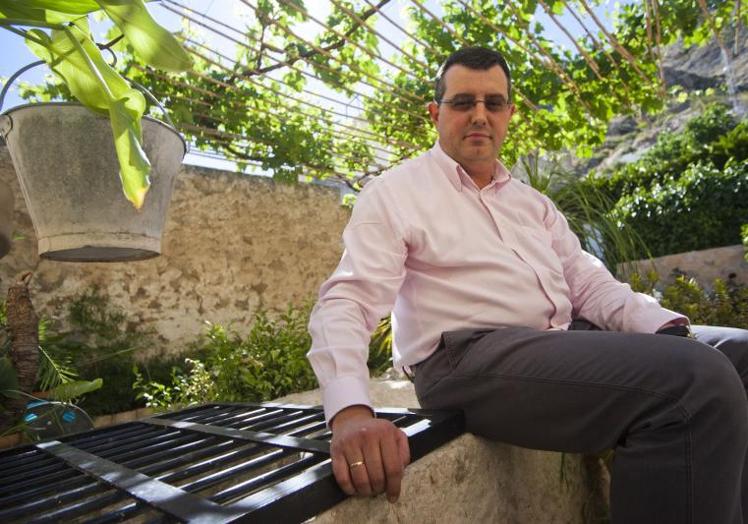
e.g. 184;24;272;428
619;244;748;288
278;373;609;524
91;407;155;428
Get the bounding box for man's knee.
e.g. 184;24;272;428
690;325;748;398
693;325;748;356
682;343;747;428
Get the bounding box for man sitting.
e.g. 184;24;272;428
307;47;748;523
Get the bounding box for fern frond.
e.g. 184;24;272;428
37;345;77;392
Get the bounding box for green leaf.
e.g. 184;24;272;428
94;0;192;72
17;0;99;14
37;345;77;392
47;378;103;401
109;91;151;208
0;3;78;25
25;21;131;111
0;356;20;399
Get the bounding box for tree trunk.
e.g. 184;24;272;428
3;272;39;427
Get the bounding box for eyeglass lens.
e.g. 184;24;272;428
443;95;509;112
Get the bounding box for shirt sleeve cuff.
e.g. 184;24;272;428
631;307;690;333
322;374;373;426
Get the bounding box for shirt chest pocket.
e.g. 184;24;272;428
519;226;553;247
514;226;564;275
407;221;503;268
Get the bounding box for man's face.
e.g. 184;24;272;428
428;64;515;168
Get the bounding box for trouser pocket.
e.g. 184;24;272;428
442;329;493;369
415;328;493;404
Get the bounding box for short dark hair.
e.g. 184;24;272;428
434;47;512;103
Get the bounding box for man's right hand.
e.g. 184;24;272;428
329;404;411;503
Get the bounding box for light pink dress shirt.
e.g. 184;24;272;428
308;143;685;423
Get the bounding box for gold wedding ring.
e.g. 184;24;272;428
348;460;365;468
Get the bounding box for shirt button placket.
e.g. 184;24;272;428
479;190;505;242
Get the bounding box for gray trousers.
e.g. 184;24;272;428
412;325;748;524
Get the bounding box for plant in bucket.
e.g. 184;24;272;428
0;0;192;261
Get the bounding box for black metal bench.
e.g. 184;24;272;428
0;402;464;523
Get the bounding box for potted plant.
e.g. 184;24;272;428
0;0;192;261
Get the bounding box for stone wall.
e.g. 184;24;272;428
0;144;350;357
620;244;748;289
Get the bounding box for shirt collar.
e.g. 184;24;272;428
429;141;512;192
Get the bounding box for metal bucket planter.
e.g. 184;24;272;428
0;103;186;262
0;178;12;259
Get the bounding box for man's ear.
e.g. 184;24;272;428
427;101;440;125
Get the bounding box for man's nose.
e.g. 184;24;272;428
470;101;489;124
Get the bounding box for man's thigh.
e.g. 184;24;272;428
413;326;744;452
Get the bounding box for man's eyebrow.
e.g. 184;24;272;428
449;92;508;98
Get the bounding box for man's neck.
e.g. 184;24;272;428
434;142;498;189
462;161;495;189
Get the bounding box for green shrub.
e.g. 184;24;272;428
575;102;748;260
590;103;741;202
684;102;736;145
133;358;213;409
41;287;154;416
134;302;395;410
134;304;319;408
708;119;748;168
5;286;394;414
39;289;200;415
629;272;748;329
610;161;748;258
196;304;318;402
743;224;748;262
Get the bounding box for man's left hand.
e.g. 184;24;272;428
656;324;693;337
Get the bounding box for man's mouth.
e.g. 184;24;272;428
466;133;490;139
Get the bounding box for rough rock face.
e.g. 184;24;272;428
566;27;747;177
606;114;638;137
663;25;748;93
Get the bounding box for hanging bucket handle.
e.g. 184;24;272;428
0;60;45;116
0;60;177;129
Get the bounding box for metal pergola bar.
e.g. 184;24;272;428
0;403;464;523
